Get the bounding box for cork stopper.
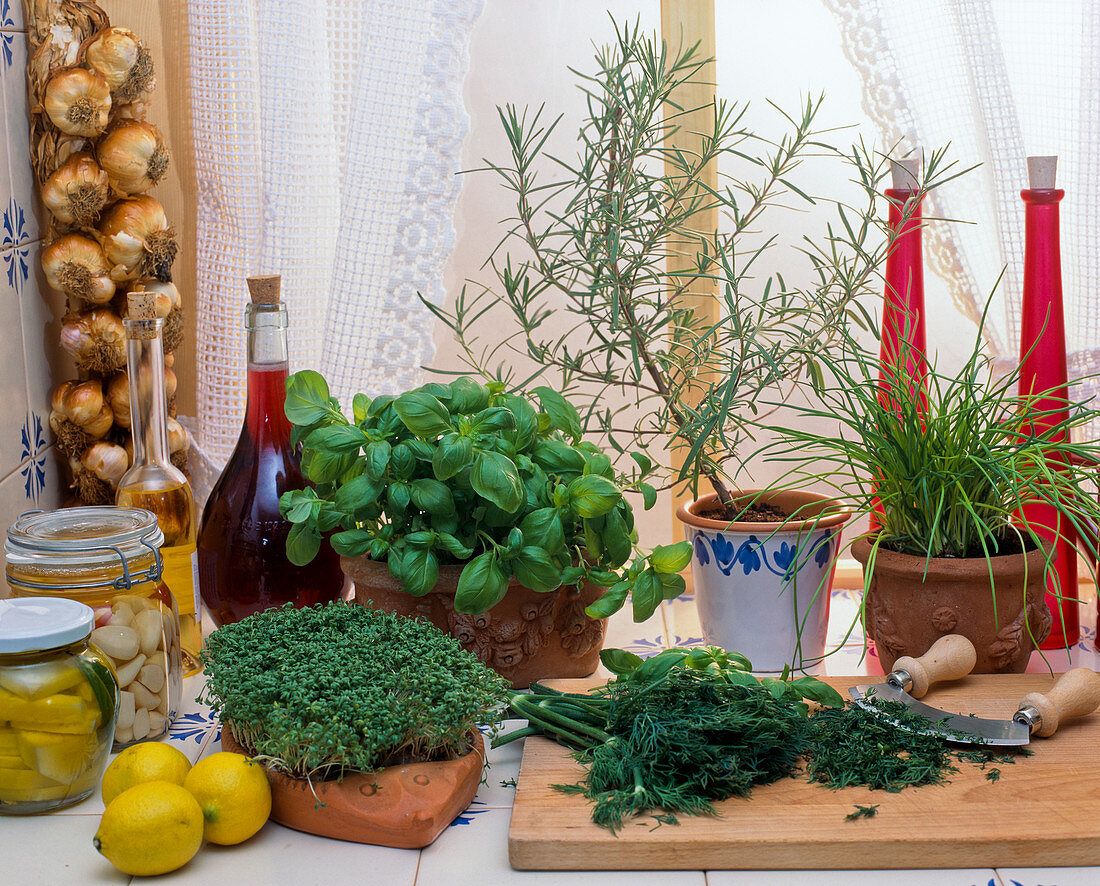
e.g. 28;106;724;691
247;275;281;305
890;156;921;191
1027;155;1057;189
126;292;158;339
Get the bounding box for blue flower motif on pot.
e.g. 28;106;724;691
734;536;762;575
692;532;710;566
771;541;797;580
708;533;737;575
813;536;832;568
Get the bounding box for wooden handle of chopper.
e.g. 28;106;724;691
893;634;976;699
1020;668;1100;738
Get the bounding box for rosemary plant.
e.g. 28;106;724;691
199;603;508;781
431;19;965;509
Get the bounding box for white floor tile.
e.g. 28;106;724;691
2;813;130;885
418;807;707;885
707;870;999;886
996;869;1100;886
150;820;420;886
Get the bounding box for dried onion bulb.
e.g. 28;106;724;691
42;233;116;304
60;309;126;374
43;66;111;137
40;152;111;227
97;120;169;195
49;379;112;456
82;27;155;104
98;195;177;281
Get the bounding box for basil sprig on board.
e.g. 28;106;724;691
280;373;689;620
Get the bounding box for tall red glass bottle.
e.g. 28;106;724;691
879;156;928;397
1017;156;1078;649
197;275;345;625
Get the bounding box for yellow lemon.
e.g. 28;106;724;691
93;780;204;876
183;752;272;845
101;742;192;805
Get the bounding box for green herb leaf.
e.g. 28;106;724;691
455;552;509;613
512;546;562;592
502;393;539;449
410;478;456;515
599;648;643;676
532;439;586;475
533;386;583;441
630;569;663;621
471;450;524;512
402;548;440;596
352;392;371;423
519;507;566;552
334;474;383;514
585;581;630;619
331;528;373;557
638;482;657;511
432;435;474;480
470;406;515;435
284;370;334;425
789;676;845;708
569;474;621;518
394;391;452;438
649;542;692;574
364;440;391;479
286;522;321;565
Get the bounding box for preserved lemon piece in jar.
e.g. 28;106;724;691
0;598;118;814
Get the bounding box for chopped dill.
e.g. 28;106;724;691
845;804;879;821
985;768;1001;782
500;778;518;789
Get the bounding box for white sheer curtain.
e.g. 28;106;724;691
824;0;1100;428
187;0;484;464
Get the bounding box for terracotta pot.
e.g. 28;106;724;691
221;725;484;849
852;537;1053;674
341;555;607;689
676;489;851;671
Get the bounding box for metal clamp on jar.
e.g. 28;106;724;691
0;597;119;813
5;507;182;748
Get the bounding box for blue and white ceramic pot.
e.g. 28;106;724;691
676;489;851;672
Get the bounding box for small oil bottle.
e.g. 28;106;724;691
115;292;202;674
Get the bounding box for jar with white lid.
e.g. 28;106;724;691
0;597;119;814
5;507;182;748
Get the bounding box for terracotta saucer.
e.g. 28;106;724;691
221;725;485;848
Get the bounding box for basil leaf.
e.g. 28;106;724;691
532;439;586;475
471;450;524;512
630;569;663;621
639;482;657;511
470;406;515;435
533;386;582;441
455;552;509;613
410;478;455;515
448;376;491;413
568;474;621;518
512;546;561;592
650;542;692;574
284;370;334;425
402;548;439;596
501;393;539;450
432;435;474;480
394;391;452;438
331;529;373;557
601;507;632;566
304;449;356;484
286;522;321;565
387;483;411;513
584;581;630;619
352;393;371;424
365;440;391;480
334;474;383;514
790;676;845;708
659;572;687;600
518;507;565;552
599;647;644;676
390;442;417;479
281;489;316;524
436;532;474;560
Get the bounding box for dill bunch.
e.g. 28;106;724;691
557;670;809;832
199;602;508;780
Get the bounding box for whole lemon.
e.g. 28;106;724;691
101;742;192;805
183;752;272;845
94;781;204;876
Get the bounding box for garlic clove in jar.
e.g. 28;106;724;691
43;66;111;137
40;152;111;227
98;195;177;282
42;233;116;305
81;27;155;104
96;120;170;196
60;309;126;374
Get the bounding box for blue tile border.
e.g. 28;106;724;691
2;200;32;285
18;411;46;502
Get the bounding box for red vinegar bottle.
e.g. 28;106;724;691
197;275;345;625
1017;156;1078;649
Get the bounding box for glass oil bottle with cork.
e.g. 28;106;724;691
197;274;345;625
115;291;202;674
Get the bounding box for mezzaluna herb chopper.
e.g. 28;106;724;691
850;634;1100;745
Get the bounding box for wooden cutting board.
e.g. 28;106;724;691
508;674;1100;870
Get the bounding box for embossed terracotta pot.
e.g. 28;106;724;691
676;490;851;672
852;537;1053;674
341;555;607;689
221;725;483;848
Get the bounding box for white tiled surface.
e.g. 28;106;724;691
10;591;1100;884
0;2;63;558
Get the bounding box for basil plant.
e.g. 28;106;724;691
279;372;691;620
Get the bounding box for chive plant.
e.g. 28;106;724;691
199;603;508;781
763;305;1100;570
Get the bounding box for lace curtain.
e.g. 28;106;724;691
187;0;483;464
824;0;1100;431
